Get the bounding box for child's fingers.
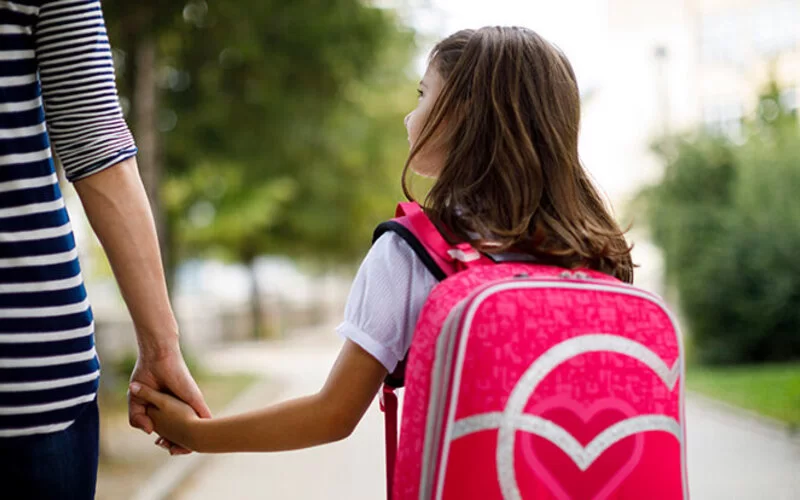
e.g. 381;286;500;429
128;393;154;434
154;436;169;452
154;432;190;455
154;436;183;455
169;445;191;456
145;405;163;422
129;382;167;409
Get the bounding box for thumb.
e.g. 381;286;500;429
169;371;212;419
129;382;168;409
181;379;212;419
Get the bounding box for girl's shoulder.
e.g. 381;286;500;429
354;230;440;305
363;230;437;283
372;229;414;253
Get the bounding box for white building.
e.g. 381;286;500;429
580;0;800;293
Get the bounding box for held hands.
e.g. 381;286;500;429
127;344;211;454
130;382;201;453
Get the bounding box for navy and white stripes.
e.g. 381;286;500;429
0;0;136;437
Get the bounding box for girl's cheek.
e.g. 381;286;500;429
406;112;416;134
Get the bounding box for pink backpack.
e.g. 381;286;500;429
376;202;687;500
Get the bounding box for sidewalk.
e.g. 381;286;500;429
174;327;386;500
685;394;800;500
170;329;800;499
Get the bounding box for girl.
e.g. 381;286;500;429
131;26;633;455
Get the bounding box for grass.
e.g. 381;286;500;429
686;362;800;427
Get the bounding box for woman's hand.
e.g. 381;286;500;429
129;382;201;452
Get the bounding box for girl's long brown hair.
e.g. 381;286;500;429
403;27;634;283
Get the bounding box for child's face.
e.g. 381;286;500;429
405;65;446;177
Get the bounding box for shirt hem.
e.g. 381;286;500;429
336;321;399;373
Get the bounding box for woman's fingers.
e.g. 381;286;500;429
129;382;168;409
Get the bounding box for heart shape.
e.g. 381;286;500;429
518;397;644;500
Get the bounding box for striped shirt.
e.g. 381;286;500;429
0;0;136;437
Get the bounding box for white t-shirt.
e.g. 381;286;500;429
336;232;440;372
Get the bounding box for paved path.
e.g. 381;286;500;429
176;330;800;499
176;329;386;500
684;396;800;500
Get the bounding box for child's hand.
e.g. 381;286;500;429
129;382;201;453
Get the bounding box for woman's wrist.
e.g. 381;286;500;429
135;324;181;361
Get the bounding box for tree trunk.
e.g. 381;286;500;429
248;256;264;339
133;36;169;270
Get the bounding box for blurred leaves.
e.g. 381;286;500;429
636;82;800;364
104;0;418;270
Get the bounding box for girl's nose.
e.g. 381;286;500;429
404;112;412;129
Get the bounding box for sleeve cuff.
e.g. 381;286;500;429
66;146;138;182
336;321;399;373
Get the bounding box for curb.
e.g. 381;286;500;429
686;390;800;445
130;378;282;500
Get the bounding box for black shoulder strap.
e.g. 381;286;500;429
373;220;447;389
373;220;447;282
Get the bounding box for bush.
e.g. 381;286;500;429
639;86;800;364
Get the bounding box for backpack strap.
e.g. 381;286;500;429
373;201;494;279
373;219;448;282
373;202;494;388
380;385;399;500
396;201;495;271
374;202;494;500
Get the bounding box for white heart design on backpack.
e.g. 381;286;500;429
448;333;682;500
518;396;645;500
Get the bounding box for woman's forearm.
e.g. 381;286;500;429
189;393;357;453
73;157;178;353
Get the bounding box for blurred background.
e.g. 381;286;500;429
59;0;799;498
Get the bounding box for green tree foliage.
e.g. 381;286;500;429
105;0;416;260
170;23;417;265
103;1;417;336
638;83;800;364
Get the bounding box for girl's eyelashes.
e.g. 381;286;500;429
416;88;423;99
